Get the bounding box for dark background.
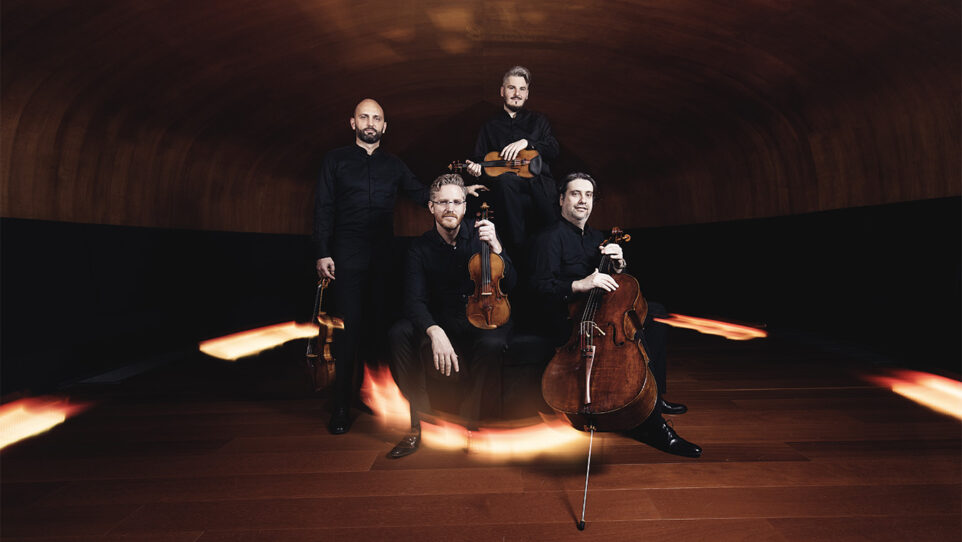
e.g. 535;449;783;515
2;1;959;394
4;196;958;394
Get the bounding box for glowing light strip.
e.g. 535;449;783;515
361;364;586;459
866;370;962;420
653;313;767;340
199;321;318;360
0;398;87;450
360;365;411;429
467;419;585;458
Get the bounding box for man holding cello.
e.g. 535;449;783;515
386;174;515;459
530;172;701;458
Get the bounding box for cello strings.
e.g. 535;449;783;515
581;253;611;347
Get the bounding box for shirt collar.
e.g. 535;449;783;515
352;142;381;156
562;217;588;236
429;218;472;247
501;108;527;121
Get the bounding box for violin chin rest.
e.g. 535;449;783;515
528;154;542;175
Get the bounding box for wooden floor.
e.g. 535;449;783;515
2;333;960;541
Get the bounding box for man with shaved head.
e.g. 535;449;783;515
313;98;429;434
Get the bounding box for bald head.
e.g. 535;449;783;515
350;98;387;147
354;98;384;118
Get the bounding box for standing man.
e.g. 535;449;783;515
314;98;429;435
386;174;515;459
465;66;560;254
529;172;701;458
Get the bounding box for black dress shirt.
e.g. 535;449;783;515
404;218;517;333
473;109;560;181
529;218;608;342
313;144;429;268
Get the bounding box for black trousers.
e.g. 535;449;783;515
635;300;671;429
640;300;669;396
330;264;392;408
486;174;558;250
388;318;511;427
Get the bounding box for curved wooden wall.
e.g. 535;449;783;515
2;0;959;235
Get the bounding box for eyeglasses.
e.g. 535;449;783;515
432;200;466;207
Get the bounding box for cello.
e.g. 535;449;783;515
304;278;344;392
466;203;510;329
540;227;658;529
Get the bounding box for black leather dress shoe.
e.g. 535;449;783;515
327;407;352;435
659;398;688;415
635;422;702;458
387;429;421;459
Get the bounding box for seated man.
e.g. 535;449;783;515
387;174;516;459
529;172;701;458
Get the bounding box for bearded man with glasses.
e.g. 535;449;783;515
385;174;516;458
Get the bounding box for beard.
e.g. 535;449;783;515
504;100;523;113
438;214;462;232
356;127;382;144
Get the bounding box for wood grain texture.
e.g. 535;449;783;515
2;0;959;234
1;335;958;540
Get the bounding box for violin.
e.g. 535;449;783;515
466;203;511;329
304;278;344;392
448;149;542;179
540;227;658;432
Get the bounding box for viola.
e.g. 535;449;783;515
466;203;511;329
304;278;344;392
540;227;658;432
448;149;542;179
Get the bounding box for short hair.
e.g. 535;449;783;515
559;172;597;195
430;173;467;200
502;66;531;86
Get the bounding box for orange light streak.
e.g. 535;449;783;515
0;397;88;450
866;370;962;420
199;321;318;360
360;365;411;429
360;363;587;459
467;417;586;460
653;313;767;340
421;418;471;451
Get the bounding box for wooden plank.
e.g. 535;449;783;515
769;515;962;542
0;482;66;507
22;419;383;444
522;456;962;491
1;450;378;483
2;534;203;542
1;438;232;460
1;503;142;538
594;441;810;464
650;484;961;519
110;491;659;532
38;468;525;505
668;420;960;443
787;439;961;459
192;519;787;542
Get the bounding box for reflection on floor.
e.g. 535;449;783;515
1;332;959;541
